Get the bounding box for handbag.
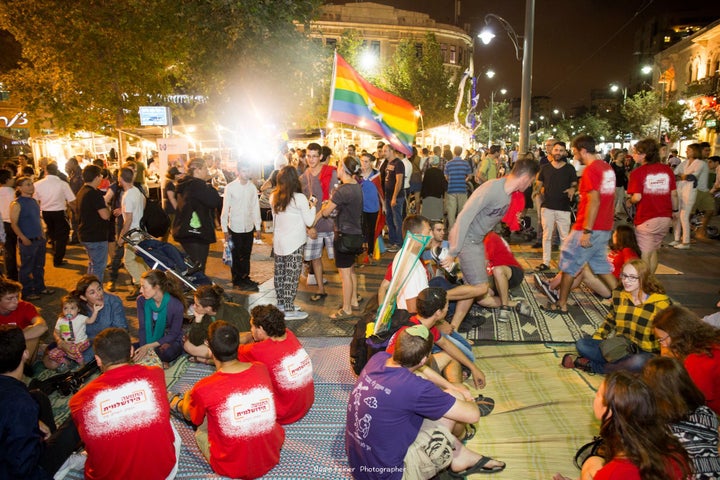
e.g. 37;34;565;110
599;336;637;363
336;232;364;255
573;436;605;469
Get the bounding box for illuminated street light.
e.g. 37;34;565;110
360;50;377;71
641;65;653;75
610;83;627;102
477;6;535;152
485;69;496;79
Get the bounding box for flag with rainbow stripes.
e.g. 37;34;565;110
328;52;418;156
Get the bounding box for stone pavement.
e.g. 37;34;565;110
26;216;720;344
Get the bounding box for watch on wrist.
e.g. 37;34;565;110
583;229;592;234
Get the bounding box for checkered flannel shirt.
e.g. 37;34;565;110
592;290;670;353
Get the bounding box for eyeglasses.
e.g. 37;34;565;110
619;273;640;281
656;334;670;345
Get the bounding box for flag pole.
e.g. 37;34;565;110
327;51;339;125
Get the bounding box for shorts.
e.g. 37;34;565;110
457;238;487;286
402;419;454;479
558;229;612;277
694;190;715;212
334;239;357;269
636;217;672;254
304;231;334;261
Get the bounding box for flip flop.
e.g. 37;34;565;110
474;395;495;417
540;302;569;315
448;456;506;477
329;309;354;320
310;292;328;302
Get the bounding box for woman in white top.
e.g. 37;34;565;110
672;143;705;249
271;166;316;320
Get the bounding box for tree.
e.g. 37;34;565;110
382;33;459;128
472;100;512;146
621;91;662;139
552;114;611;144
661;101;697;142
0;0;321;132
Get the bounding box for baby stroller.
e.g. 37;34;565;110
121;229;212;291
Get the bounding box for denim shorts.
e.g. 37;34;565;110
558;229;612;277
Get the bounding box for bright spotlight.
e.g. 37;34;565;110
478;29;495;45
360;50;377;71
486;69;495;79
641;65;652;75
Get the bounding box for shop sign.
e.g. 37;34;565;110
0;112;28;128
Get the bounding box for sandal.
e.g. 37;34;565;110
561;353;577;369
329;308;354;320
540;302;569;315
460;423;477;443
449;456;506;477
310;292;328;302
474;395;495;417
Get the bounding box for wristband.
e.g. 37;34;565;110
582;229;592;234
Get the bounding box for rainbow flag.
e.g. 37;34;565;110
328;52;418;156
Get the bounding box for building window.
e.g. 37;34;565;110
664;35;671;43
326;38;337;49
450;46;456;64
441;43;448;62
370;40;380;56
415;43;423;59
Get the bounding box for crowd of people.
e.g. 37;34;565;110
1;132;719;479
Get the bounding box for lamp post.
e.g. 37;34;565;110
414;106;425;147
610;84;628;103
477;2;535;153
488;88;507;147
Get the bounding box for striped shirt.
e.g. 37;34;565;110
444;157;471;194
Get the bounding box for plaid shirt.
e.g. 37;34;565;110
593;290;671;353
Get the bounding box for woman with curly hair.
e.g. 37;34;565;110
562;258;670;373
554;371;691;480
654;305;720;414
271;165;316;320
642;356;720;478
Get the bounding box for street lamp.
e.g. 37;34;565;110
414;106;425;146
477;5;535;153
610;84;627;103
488;88;507;147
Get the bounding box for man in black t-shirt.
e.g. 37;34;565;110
382;144;406;251
77;165;111;282
534;141;577;271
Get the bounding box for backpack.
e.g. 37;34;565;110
139;186;171;238
349;296;413;375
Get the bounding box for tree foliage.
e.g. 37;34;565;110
0;0;321;132
472;100;512;146
661;101;697;142
382;33;459;128
621;91;661;138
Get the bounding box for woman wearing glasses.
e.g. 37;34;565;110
653;305;720;415
562;258;670;374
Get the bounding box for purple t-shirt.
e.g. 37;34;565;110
345;352;455;479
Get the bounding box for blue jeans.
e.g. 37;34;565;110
82;241;109;283
19;238;47;296
575;337;654;374
384;194;405;245
434;331;475;363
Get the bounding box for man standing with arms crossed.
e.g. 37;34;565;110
549;135;617;314
32;162;75;267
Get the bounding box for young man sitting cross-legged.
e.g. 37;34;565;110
346;324;505;479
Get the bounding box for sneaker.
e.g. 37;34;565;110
234;281;259;292
674;243;690;250
515;300;532;317
668;240;680;247
534;263;550;272
533;273;559;303
497;307;512;323
387;244;400;253
531;241;542;249
284;310;309;320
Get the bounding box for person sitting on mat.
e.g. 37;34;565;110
346;324;505;479
561;259;670;374
237;305;314;425
184;284;250;364
170;321;284;479
386;287;488;395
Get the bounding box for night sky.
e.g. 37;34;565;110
363;0;716;111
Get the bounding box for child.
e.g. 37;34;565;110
46;295;98;369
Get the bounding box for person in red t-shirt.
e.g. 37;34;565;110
0;278;48;370
172;321;285;479
477;232;525;317
552;135;617;315
238;305;314;425
626;138;678;273
69;328;179;480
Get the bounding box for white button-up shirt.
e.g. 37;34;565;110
33;174;76;211
221;179;261;234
